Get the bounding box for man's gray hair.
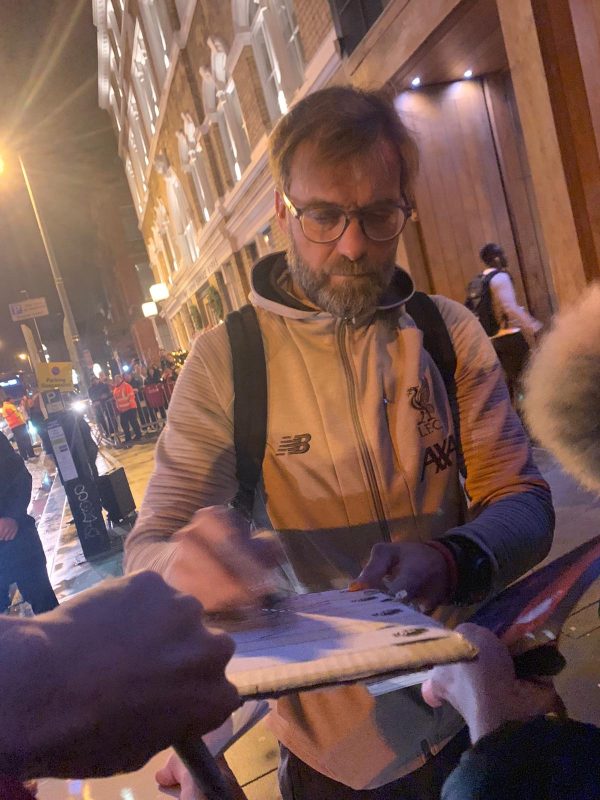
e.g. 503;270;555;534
268;85;418;199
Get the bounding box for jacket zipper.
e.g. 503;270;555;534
337;319;391;542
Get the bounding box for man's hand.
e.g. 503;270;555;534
350;541;451;612
163;505;281;613
0;517;18;541
156;752;249;800
0;571;240;780
421;623;558;743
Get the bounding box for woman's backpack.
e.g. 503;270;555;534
465;269;500;336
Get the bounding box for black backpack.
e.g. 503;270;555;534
465;270;500;336
225;293;464;519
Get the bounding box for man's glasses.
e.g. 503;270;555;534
282;192;412;244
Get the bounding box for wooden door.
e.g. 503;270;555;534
396;79;529;306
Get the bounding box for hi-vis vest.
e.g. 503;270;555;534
1;401;25;429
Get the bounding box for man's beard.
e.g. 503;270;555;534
286;237;396;318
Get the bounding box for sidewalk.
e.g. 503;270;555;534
39;442;600;798
39;439;280;799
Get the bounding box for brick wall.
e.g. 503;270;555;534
233;46;272;149
295;0;334;63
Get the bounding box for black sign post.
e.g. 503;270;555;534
47;411;111;559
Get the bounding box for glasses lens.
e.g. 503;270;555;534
362;207;406;241
301;207;346;243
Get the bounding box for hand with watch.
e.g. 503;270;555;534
349;535;493;612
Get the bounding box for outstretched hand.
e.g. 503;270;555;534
421;623;559;743
0;571;240;780
163;505;282;613
350;541;451;612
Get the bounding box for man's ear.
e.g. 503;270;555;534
274;189;287;231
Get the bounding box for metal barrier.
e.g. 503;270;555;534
88;382;175;448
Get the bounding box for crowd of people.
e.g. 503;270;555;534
87;350;180;443
1;85;599;800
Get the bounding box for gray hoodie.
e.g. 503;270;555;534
126;253;554;788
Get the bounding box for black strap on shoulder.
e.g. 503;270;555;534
225;305;267;519
405;291;465;476
226;294;464;518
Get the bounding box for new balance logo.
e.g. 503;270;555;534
276;433;312;455
421;435;457;481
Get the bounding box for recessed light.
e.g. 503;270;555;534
411;76;421;88
463;69;473;79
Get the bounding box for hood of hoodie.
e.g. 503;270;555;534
249;251;415;322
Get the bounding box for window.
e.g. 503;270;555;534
135;261;155;297
147;235;171;285
178;121;215;223
202;39;252;186
189;148;214;221
138;0;174;87
121;206;144;243
246;2;304;121
154;202;179;276
126;93;150;215
156;156;199;268
268;0;303;80
131;21;160;141
109;86;122;131
106;0;123;70
329;0;384;56
217;82;251;181
175;0;194;25
125;157;143;216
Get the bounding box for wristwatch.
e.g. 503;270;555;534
439;534;493;605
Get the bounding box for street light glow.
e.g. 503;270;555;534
142;301;158;318
0;156;5;175
18;353;28;360
150;282;169;302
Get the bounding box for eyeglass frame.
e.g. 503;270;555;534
281;191;413;244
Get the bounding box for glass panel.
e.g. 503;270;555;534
252;20;280;120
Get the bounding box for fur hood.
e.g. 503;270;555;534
524;283;600;492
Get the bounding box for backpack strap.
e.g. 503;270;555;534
225;305;267;519
405;292;465;477
226;294;465;519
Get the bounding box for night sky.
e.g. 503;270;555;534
0;0;127;372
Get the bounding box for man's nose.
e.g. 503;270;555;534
336;217;368;261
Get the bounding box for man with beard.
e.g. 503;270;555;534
126;86;554;799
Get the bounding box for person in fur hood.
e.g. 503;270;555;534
524;283;600;490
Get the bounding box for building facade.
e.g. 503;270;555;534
93;0;600;349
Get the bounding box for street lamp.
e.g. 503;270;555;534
0;151;88;392
150;282;169;302
142;301;159;318
17;352;32;372
143;284;170;350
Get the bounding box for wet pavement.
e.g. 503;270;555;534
30;441;600;799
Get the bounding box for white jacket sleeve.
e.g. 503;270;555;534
124;327;238;574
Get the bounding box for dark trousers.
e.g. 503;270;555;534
30;413;52;454
12;424;35;460
119;408;141;442
0;527;58;615
492;331;530;404
278;728;471;800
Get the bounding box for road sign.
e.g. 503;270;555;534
9;297;49;321
36;362;74;391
